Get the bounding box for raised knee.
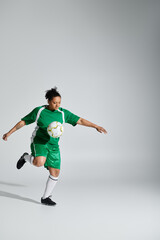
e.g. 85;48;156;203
33;159;44;167
37;162;44;167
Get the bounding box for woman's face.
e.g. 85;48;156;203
48;96;61;111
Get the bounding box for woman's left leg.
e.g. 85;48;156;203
49;167;60;177
42;167;60;202
41;147;61;205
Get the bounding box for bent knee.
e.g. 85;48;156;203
33;157;46;167
34;161;44;167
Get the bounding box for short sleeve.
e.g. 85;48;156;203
62;108;80;126
21;107;41;125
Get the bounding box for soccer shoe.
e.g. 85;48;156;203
41;197;56;206
16;152;28;169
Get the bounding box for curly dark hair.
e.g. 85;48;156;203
45;87;61;101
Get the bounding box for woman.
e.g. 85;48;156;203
3;87;107;206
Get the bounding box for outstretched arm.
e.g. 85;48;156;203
2;120;26;141
77;118;107;134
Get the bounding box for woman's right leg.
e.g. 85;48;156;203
25;143;47;167
32;156;46;167
17;154;46;169
23;154;46;166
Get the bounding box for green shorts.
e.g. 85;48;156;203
31;143;61;169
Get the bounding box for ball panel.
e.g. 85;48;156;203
47;121;64;138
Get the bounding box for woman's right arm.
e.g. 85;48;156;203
2;120;26;141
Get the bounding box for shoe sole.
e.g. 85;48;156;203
41;198;56;206
41;202;56;206
16;152;28;169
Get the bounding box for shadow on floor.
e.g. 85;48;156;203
0;180;40;204
0;181;26;187
0;190;40;205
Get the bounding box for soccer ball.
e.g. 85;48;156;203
47;121;64;138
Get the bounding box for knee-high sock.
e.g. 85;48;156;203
42;175;58;199
24;155;34;165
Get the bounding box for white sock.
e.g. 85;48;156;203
42;175;58;199
24;154;34;165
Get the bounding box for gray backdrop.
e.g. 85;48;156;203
0;1;160;240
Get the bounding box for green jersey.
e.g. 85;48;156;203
21;106;80;147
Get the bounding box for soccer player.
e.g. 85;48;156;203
2;87;107;206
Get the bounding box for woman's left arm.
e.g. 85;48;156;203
77;118;107;134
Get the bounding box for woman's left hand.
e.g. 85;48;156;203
96;126;107;134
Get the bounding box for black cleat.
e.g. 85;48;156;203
16;152;28;169
41;197;56;206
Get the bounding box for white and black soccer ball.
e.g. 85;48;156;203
47;121;64;138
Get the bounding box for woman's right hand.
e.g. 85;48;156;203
2;120;25;142
2;133;10;141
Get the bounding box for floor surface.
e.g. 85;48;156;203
0;177;159;240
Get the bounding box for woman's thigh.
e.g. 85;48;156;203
31;143;48;167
